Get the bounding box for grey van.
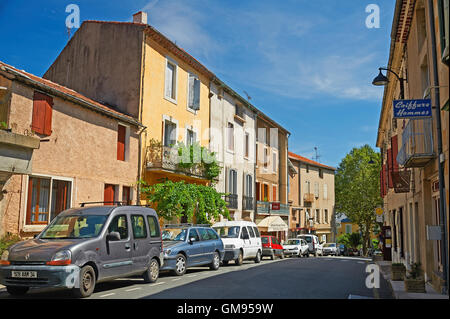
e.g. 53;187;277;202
0;205;163;298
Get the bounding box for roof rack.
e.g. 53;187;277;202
164;223;211;228
80;201;125;207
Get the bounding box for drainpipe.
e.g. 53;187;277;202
427;0;448;296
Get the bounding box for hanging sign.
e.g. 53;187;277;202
393;99;432;118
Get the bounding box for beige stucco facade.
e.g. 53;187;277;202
0;62;141;237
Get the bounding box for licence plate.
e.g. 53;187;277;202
11;271;37;279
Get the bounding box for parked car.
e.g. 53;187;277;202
212;220;262;265
297;234;322;256
283;238;309;257
160;224;224;276
261;235;284;259
0;205;163;298
338;244;348;256
322;243;339;256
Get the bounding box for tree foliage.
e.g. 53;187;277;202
335;145;382;256
139;179;231;224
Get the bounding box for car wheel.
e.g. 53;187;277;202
173;254;187;276
235;250;243;266
254;250;261;263
73;265;96;298
210;252;220;270
143;258;159;283
6;286;29;296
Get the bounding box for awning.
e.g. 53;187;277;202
257;215;289;232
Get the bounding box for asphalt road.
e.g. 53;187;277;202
0;256;393;300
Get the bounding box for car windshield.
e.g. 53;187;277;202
213;226;240;238
324;243;336;247
162;228;188;241
40;215;107;239
261;237;269;244
286;240;300;245
299;236;312;243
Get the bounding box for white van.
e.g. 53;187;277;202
212;220;262;265
297;234;323;256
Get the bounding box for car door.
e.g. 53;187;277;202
146;214;162;260
197;228;213;264
253;226;262;254
246;226;257;258
130;214;150;273
102;214;133;279
240;226;251;259
186;228;203;266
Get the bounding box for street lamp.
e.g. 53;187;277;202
372;67;406;99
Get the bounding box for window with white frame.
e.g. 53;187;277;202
272;151;277;173
245;174;253;197
165;59;177;102
244;132;250;159
323;183;328;200
314;182;319;198
163;120;177;147
187;73;200;111
228;169;238;195
227;122;234;152
186;127;197;146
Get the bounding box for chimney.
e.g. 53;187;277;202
133;11;148;24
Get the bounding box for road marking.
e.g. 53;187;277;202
187;274;197;278
152;281;166;286
125;287;142;292
172;278;182;281
99;293;115;298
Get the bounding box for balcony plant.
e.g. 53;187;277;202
391;263;406;281
404;263;426;293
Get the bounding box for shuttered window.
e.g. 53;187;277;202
165;60;177;101
117;125;126;161
104;184;116;205
188;73;200;110
32;91;53;136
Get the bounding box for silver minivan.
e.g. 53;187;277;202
0;205;163;298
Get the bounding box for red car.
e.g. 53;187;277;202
261;235;284;260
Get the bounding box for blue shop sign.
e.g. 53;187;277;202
393;99;432;118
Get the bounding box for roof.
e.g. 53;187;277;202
288;151;336;171
0;61;143;127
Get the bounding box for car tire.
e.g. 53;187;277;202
235;250;243;266
73;265;96;298
210;251;220;270
6;286;29;296
143;258;159;283
173;254;187;276
254;250;261;263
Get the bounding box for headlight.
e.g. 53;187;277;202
0;250;10;265
47;250;71;266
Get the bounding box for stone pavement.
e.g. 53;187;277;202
375;260;449;299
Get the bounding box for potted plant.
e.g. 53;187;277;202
391;263;406;281
404;263;426;293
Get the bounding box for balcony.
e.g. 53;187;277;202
256;201;290;216
397;118;434;167
145;143;207;179
243;196;254;211
303;193;315;203
225;194;238;209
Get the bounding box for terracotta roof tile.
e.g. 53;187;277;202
288;151;336;171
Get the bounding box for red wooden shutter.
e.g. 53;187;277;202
272;185;277;201
391;135;399;171
32;92;53;136
387;149;393;188
43;94;53;136
104;184;115;205
117;125;126;161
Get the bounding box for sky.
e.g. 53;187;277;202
0;0;396;168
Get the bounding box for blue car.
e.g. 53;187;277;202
160;224;224;276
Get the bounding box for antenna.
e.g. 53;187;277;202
243;90;251;101
313;147;321;162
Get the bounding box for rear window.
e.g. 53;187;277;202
261;237;269;244
300;236;312;243
253;227;260;237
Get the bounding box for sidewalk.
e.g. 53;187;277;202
375;260;449;299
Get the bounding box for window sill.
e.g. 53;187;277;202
164;96;178;105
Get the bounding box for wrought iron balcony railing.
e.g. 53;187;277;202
397;118;434;167
225;194;238;209
243;196;254;211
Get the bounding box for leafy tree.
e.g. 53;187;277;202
335;145;382;256
139;179;231;224
337;232;362;250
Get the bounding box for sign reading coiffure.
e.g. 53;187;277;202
393;99;432;118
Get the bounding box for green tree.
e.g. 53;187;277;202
337;232;362;250
139;179;231;224
335;145;382;256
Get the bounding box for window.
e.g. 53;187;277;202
198;228;210;241
314;182;319;198
186;128;196;146
228;169;238;195
244;132;249;158
247;226;255;238
122;186;131;205
240;226;249;239
269;128;278;148
188;228;200;241
108;215;129;240
206;228;219;240
163;120;177;147
253;227;260;237
263;147;268;169
272;151;277;173
345;224;352;234
438;0;449;64
227;122;234;151
323;184;328;200
245;174;253;197
272;185;277;202
319;169;323;178
235;104;244;119
117;124;127;161
31;91;53;136
165;59;177;102
104;184;116;205
324;209;328;224
26;176;72;225
255;143;259;166
147;216;160;238
315;209;320;223
131;215;147;239
187;73;200;111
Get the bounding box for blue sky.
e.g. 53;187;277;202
0;0;395;167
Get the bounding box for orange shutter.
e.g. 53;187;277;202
387;149;393;188
272;185;277;201
117;125;126;161
32;92;53;136
104;184;115;205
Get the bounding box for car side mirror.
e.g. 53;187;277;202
107;232;121;241
189;237;197;244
